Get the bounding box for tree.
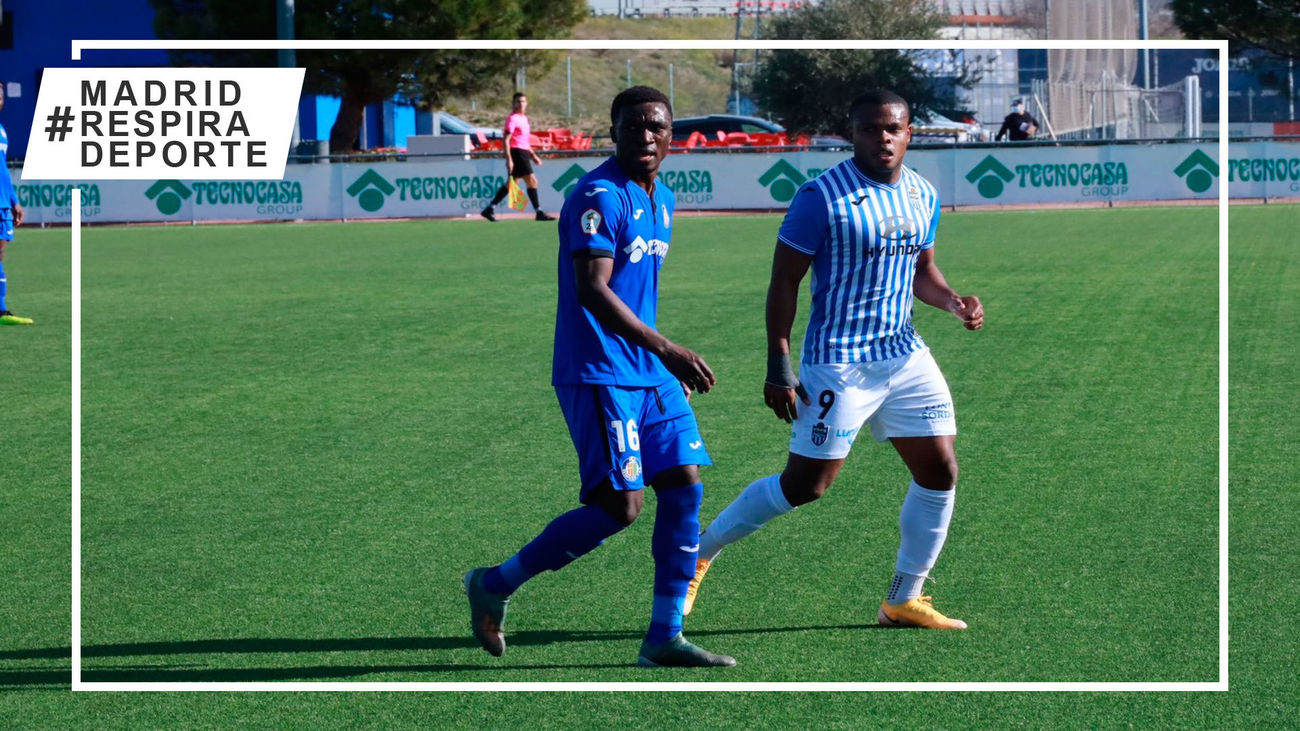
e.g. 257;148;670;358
750;0;968;136
149;0;585;151
1171;0;1300;60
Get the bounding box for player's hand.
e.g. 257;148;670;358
12;203;22;227
661;343;716;394
681;382;692;400
764;382;810;423
953;295;983;330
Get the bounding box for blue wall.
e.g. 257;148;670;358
0;0;169;159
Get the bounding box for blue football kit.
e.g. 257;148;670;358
472;156;716;653
553;157;710;499
0;123;16;313
0;123;15;241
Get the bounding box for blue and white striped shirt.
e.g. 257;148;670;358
778;160;941;364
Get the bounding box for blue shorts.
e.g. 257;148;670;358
0;209;13;241
556;378;712;501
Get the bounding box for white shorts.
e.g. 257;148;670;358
789;348;957;460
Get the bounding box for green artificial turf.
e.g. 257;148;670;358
2;203;1295;726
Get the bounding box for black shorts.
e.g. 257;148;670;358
509;148;535;177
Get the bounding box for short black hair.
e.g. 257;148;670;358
512;92;526;103
610;85;672;124
849;89;911;125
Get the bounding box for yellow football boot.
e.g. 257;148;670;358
682;558;712;616
878;595;968;629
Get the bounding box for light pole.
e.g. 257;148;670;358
277;0;301;148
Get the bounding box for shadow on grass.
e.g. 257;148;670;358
0;622;887;686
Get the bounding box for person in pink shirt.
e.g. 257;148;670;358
482;93;555;222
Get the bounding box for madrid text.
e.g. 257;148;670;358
79;79;266;168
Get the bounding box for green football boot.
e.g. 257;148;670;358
637;633;736;668
463;567;509;657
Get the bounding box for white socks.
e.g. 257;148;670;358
887;480;955;603
698;474;795;561
699;474;955;605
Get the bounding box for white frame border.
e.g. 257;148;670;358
67;38;1230;692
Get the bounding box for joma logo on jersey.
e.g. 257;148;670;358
876;215;918;241
623;235;669;263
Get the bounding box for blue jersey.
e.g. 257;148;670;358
552;157;677;387
0;124;16;240
778;160;940;364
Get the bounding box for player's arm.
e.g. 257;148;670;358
764;244;814;422
2;173;18;226
573;255;716;394
995;118;1010;141
913;249;983;330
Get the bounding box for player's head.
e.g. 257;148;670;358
848;89;911;184
1011;98;1024;112
0;83;5;112
609;86;673;181
512;92;527;113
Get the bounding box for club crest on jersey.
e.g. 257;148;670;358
811;421;829;446
621;456;642;481
876;215;919;241
623;235;669;263
908;186;923;209
581;209;602;234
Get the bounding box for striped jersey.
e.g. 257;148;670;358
777;160;941;364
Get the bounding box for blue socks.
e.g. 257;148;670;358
482;504;625;595
648;483;703;644
479;482;705;646
0;260;7;310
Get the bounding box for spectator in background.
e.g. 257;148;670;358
481;93;555;222
996;99;1039;142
